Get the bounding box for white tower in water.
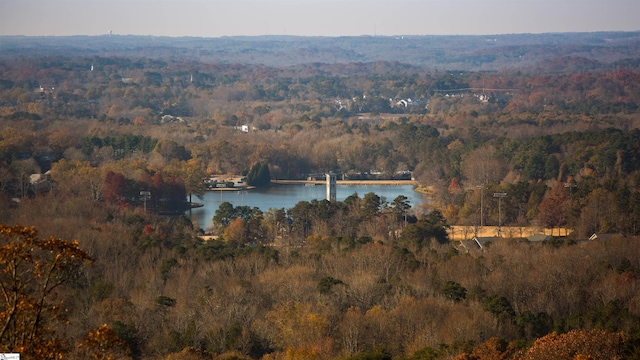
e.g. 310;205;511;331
326;173;337;202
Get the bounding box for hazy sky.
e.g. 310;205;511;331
1;0;639;37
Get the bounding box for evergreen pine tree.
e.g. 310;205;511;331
247;162;270;186
257;162;271;186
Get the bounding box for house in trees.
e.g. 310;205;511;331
30;171;52;193
161;115;186;124
232;124;252;133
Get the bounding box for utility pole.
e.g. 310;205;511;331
564;182;577;235
140;191;151;212
477;185;486;227
493;193;507;236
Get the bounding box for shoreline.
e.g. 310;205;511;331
271;179;419;186
205;186;255;191
205;179;429;193
272;180;433;196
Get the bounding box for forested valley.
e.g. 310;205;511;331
1;33;640;359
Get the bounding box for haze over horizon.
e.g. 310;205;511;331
1;0;639;38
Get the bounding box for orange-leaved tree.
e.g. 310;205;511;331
0;224;92;359
520;329;626;360
77;324;132;360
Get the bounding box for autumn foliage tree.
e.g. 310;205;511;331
520;329;626;360
223;218;247;247
0;224;92;359
49;159;103;201
103;171;127;204
261;301;335;358
453;337;513;360
536;182;569;235
77;324;132;360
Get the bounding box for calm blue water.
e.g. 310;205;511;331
188;184;424;230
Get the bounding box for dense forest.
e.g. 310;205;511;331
1;33;640;359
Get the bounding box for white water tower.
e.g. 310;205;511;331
326;173;336;201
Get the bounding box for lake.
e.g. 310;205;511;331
187;184;425;230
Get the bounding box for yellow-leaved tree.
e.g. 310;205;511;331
0;224;92;359
261;301;335;359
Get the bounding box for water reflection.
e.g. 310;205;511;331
188;184;424;230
